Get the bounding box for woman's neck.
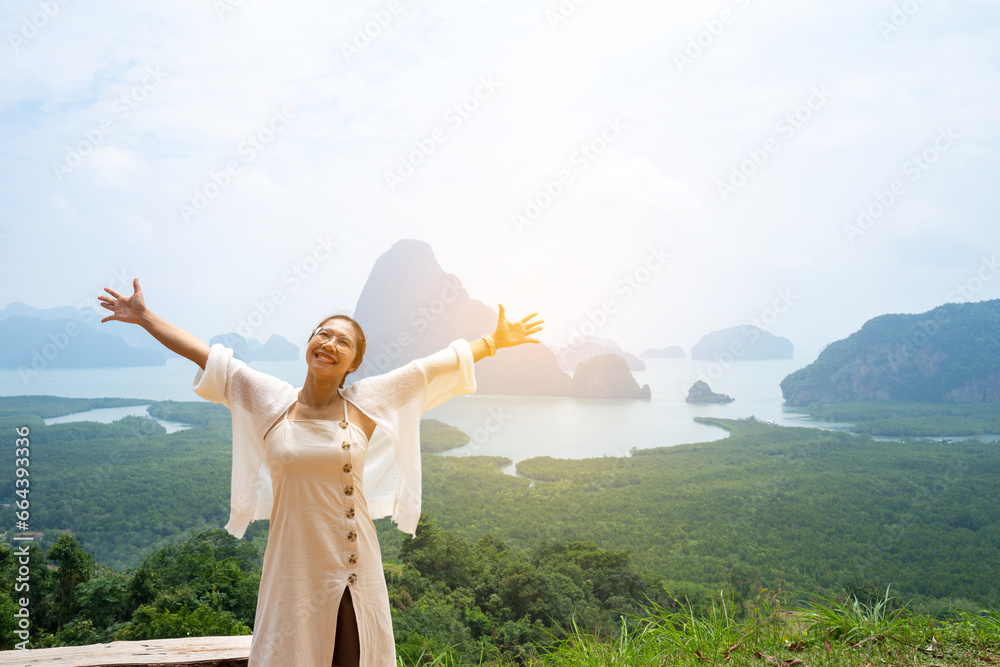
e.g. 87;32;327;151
297;372;344;411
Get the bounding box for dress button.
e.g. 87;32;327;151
348;554;358;564
343;463;352;474
347;531;357;542
348;573;357;585
344;486;354;496
346;508;355;519
342;441;351;450
340;420;348;428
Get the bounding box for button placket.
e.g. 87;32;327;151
341;416;359;585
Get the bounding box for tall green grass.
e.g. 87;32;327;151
399;585;1000;666
790;585;911;644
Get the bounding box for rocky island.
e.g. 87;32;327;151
691;325;793;360
571;353;651;399
685;380;734;403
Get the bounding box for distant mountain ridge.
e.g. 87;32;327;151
0;316;167;375
208;333;300;362
781;299;1000;405
2;242;651;398
0;302;296;371
0;301;163;351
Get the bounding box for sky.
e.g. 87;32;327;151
1;0;998;362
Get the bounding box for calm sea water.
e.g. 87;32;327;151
7;356;990;467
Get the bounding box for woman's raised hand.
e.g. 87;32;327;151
98;277;147;325
493;304;543;349
97;278;210;369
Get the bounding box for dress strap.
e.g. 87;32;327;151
264;403;293;442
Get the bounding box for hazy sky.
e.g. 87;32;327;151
2;0;998;361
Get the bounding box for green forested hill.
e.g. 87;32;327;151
2;397;998;610
0;397;484;569
781;299;1000;405
2;407;234;569
805;401;1000;436
418;418;1000;607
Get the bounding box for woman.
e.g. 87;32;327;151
98;277;543;667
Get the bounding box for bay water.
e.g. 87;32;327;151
2;356;850;469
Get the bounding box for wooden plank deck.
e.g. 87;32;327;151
0;635;252;667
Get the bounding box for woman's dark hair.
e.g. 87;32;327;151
310;314;367;388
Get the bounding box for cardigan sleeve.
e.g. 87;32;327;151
419;338;477;410
192;343;296;539
365;338;476;412
345;339;477;536
193;343;297;439
191;343;234;407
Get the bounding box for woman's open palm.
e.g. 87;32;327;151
99;277;146;324
494;304;543;348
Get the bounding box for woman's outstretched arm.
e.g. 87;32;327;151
470;303;544;362
98;277;211;370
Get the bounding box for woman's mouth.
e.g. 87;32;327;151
315;351;337;365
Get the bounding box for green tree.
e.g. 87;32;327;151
46;534;95;631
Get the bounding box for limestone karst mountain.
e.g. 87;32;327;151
781;299;1000;405
350;239;573;396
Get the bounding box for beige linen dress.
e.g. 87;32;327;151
248;393;395;667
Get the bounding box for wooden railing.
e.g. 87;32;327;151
0;635;251;666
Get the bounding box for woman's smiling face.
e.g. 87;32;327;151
306;317;360;376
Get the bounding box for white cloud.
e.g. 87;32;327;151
0;0;997;357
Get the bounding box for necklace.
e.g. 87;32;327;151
293;391;343;420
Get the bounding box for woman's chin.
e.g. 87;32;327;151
307;361;345;379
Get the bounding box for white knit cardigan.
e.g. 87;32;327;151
192;338;477;539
